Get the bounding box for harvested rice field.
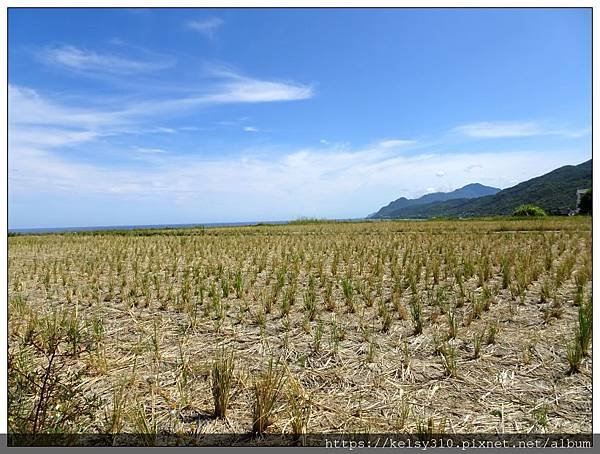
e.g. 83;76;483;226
7;218;592;444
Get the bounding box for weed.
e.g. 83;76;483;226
486;322;498;345
303;284;317;322
566;340;583;374
416;416;446;439
221;278;230;298
212;348;235;418
341;276;355;313
367;335;377;363
532;405;549;428
409;296;424;335
252;358;285;435
323;280;335;312
473;331;484;359
577;298;592;356
447;310;458;340
287;377;311;444
439;344;458;377
313;320;324;353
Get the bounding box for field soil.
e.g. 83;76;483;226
8;218;592;444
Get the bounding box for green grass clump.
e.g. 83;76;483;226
473;331;484;359
341;276;355;313
409;296;424;335
566;297;592;373
212;348;235;418
577;298;592;356
252;358;285;435
439;344;458;377
513;204;547;217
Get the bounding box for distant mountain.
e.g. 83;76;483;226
370;159;592;219
370;183;500;219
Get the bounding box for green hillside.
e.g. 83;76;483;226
369;183;500;218
373;159;591;218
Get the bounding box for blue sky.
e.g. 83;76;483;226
8;8;591;228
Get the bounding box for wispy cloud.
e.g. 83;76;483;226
9;83;590;225
454;121;541;138
10;137;589;223
8;76;317;223
123;68;312;116
243;126;259;132
9;85;123;128
186;17;223;39
132;146;167;154
465;164;483;172
150;127;176;134
454;121;590;139
37;44;174;75
9;124;101;149
9;68;313;136
378;139;417;148
202;69;314;104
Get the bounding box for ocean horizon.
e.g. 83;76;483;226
8;218;377;234
8;220;289;234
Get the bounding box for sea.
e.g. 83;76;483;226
9;219;376;235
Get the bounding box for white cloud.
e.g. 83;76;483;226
9;84;590;225
9;126;100;149
132;146;167;154
121;70;312;117
186;17;224;38
243;126;259;132
150;127;176;134
37;45;174;75
465;164;483;172
320;139;330;145
203;73;313;104
559;127;591;138
454;121;590;139
435;171;445;177
9;85;124;129
378;139;416;148
454;121;540;138
9;120;591;227
10;133;588;210
8;71;312;146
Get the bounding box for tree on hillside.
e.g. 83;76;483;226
513;204;547;217
578;188;592;215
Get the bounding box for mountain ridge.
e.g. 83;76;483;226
369;159;592;219
370;183;500;219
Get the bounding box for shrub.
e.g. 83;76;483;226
8;309;101;434
513;204;547;217
578;188;592;215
